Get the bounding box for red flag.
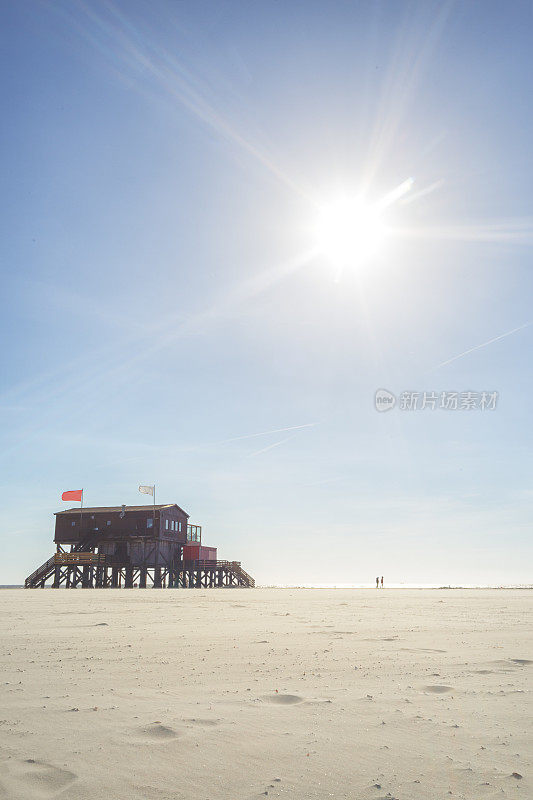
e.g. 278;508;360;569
62;489;83;502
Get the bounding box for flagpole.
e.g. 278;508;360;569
80;489;84;537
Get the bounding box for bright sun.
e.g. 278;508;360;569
315;195;386;267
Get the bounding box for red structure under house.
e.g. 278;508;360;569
25;503;254;589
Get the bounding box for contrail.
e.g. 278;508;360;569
217;423;317;445
434;321;533;369
248;435;297;458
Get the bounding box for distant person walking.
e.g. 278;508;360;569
381;576;384;588
376;576;379;588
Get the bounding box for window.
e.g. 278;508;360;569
165;519;169;530
147;518;153;528
71;521;76;527
106;520;111;526
179;522;182;532
171;521;175;531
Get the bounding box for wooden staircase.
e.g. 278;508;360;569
229;562;255;587
186;560;255;587
25;555;56;588
25;552;107;588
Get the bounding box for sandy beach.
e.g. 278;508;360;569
0;588;531;800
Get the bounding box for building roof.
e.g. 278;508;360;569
55;504;189;517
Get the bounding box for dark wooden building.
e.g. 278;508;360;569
54;504;189;565
25;503;254;589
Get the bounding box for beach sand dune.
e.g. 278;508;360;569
0;588;531;799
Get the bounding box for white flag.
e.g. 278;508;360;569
138;485;154;496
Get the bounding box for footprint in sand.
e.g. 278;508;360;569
1;758;77;797
183;718;221;726
261;694;305;705
363;636;400;642
510;658;532;665
423;685;454;694
136;723;181;741
306;698;333;705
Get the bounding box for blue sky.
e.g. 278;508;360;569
1;0;531;585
